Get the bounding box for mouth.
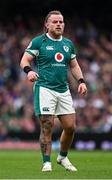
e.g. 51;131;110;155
56;27;61;30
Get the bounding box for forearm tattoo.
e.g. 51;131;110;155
39;115;53;154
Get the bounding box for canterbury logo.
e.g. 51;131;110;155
43;107;49;111
46;46;54;50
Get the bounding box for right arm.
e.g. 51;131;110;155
20;52;39;82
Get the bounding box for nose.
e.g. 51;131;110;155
57;21;61;25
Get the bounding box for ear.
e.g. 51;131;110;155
45;21;49;29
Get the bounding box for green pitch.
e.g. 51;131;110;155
0;150;112;179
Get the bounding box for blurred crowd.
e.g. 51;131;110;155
0;16;112;141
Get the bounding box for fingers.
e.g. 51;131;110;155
27;71;39;82
78;84;87;96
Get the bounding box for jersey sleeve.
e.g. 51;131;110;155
25;38;39;57
70;41;77;60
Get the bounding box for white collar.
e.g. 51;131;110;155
46;33;62;41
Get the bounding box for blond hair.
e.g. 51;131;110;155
44;10;63;32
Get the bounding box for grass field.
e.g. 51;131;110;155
0;150;112;179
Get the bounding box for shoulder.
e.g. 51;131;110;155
62;37;76;51
25;34;46;56
62;36;72;43
32;34;46;46
62;37;75;47
26;34;46;50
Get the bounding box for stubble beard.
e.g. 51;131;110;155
52;29;63;39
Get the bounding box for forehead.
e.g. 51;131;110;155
48;14;64;22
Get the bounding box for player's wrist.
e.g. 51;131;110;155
78;78;86;84
23;66;32;74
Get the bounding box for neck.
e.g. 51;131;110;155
46;33;62;41
48;32;61;39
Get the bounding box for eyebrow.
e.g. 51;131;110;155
52;20;64;23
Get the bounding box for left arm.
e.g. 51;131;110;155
69;59;87;96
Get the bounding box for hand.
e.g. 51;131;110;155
27;71;39;82
78;83;87;96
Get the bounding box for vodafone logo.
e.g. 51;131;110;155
55;52;64;62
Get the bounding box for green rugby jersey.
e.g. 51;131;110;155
25;33;76;93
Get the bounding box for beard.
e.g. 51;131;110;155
52;28;64;37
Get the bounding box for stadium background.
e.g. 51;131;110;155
0;0;112;150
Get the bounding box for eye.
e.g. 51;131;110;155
59;21;63;24
52;20;58;24
52;20;63;24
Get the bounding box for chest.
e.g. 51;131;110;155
38;40;71;64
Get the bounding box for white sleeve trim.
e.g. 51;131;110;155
71;54;76;59
26;49;39;57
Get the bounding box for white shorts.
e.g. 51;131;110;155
34;86;75;115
